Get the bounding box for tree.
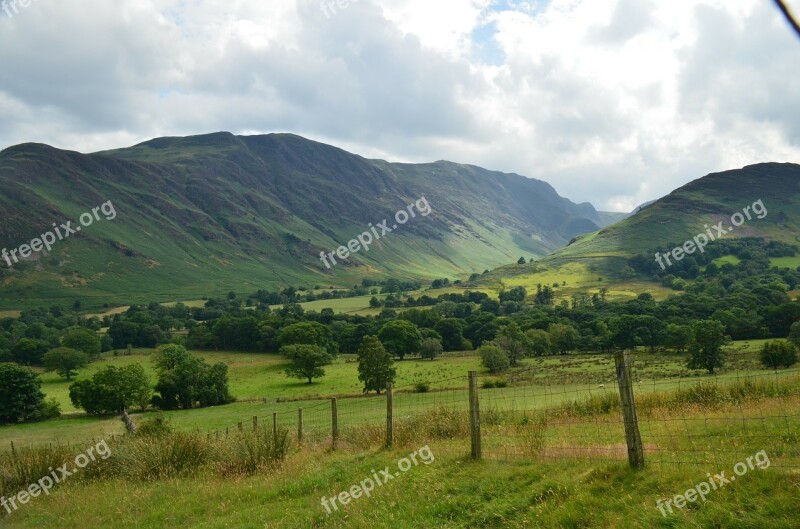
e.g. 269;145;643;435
69;364;151;415
548;323;580;354
479;344;510;374
687;320;729;374
61;327;101;358
11;338;48;365
499;287;527;303
665;324;693;353
434;318;466;351
377;320;422;359
42;347;89;380
153;343;192;371
0;363;60;424
277;322;338;356
357;336;396;394
525;329;552;357
492;323;529;366
760;340;798;369
281;344;333;384
517;256;526;265
152;345;233;410
789;322;800;349
281;344;332;384
420;338;443;360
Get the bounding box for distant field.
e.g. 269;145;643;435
497;260;675;302
83;299;207;319
271;286;495;315
771;256;800;268
712;255;742;266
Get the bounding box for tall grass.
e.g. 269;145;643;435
0;422;292;513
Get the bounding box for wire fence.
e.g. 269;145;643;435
202;349;800;470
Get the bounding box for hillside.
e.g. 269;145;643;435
0;132;604;309
481;163;800;300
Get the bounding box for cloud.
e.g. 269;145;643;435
0;0;798;212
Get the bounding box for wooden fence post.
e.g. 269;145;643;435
331;398;339;450
237;422;243;432
615;350;645;470
386;382;394;448
468;371;482;460
253;416;258;431
273;412;278;444
298;408;304;446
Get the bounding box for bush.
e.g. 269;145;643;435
215;428;291;477
137;414;174;437
760;340;798;369
478;344;510;374
108;432;210;481
419;338;443;360
413;382;430;393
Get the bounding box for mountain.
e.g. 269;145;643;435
480;163;800;299
0;132;604;308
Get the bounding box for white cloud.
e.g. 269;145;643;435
0;0;798;212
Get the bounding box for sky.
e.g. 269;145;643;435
0;0;798;212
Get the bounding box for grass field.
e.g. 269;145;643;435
0;340;788;451
2;369;799;528
2;444;799;529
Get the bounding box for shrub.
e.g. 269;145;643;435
413;382;430;393
0;444;75;498
478;344;510;374
760;340;798;369
137;414;174;437
109;432;209;481
215;428;291;477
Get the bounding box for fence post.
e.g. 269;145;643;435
273;412;278;444
386;382;394;448
615;350;645;470
298;408;304;446
253;416;258;431
238;422;243;432
331;398;339;450
468;371;482;460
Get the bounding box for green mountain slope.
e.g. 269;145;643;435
481;163;800;300
0;132;603;308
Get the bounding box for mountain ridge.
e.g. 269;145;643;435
0;132;605;308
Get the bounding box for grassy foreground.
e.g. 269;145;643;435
2;445;799;528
